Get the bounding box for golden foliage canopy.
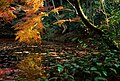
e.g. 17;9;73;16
15;12;47;43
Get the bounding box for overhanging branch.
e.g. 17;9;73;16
71;0;119;50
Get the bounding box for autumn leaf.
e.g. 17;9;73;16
53;17;81;25
50;6;64;14
70;17;81;22
0;9;16;21
22;0;45;14
53;20;67;25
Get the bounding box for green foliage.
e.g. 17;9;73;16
43;4;80;41
46;50;120;81
42;0;120;50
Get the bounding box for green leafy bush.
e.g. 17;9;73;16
20;50;120;81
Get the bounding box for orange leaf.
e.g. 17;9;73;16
53;20;67;25
0;9;16;21
50;6;63;13
53;17;81;25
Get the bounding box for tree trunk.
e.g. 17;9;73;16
72;0;119;51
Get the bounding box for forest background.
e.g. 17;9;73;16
0;0;120;80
